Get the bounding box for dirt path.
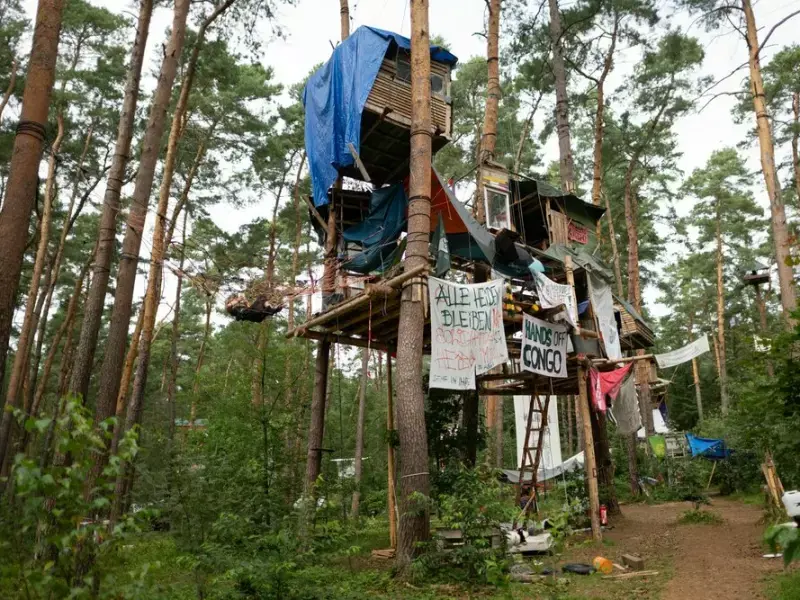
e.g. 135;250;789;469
595;498;783;600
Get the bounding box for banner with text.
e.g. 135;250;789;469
534;272;577;328
429;277;509;390
654;334;710;369
520;314;569;378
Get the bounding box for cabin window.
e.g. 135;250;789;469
396;51;411;83
484;187;511;231
431;73;444;94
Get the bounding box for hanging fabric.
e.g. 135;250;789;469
589;362;633;412
608;374;640;435
588;272;622;360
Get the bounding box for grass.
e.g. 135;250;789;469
678;508;725;525
766;569;800;600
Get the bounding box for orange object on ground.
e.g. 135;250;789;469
593;556;613;575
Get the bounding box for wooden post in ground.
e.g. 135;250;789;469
564;255;601;542
387;353;397;549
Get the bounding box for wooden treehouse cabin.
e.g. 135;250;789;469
298;26;660;542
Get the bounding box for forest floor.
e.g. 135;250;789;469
558;496;787;600
112;497;797;599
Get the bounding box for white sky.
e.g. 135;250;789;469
18;0;800;328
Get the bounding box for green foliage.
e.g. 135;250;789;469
678;508;724;525
411;467;514;586
765;524;800;567
0;398;145;598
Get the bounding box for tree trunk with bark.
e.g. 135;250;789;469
350;349;370;518
339;0;350;42
0;0;65;395
548;0;575;192
394;0;433;566
793;92;800;207
92;0;190;447
0;59;16;122
70;0;154;400
591;408;619;515
714;206;729;414
590;17;618;212
742;0;797;325
480;0;501;164
167;212;188;443
0;115;64;470
602;191;625;297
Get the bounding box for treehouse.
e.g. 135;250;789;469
741;261;770;287
303;26;457;208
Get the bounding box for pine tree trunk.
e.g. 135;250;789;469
591;408;619;515
462;391;478;466
0;59;16;122
754;285;774;377
92;0;190;448
548;0;575;192
0;116;64;470
793;92;800;207
0;0;65;393
25;125;94;414
715;211;728;414
21;257;91;456
480;0;501;163
304;341;330;492
339;0;350;42
287;152;307;335
626;434;639;495
394;0;432;566
69;0;154;400
350;348;370;518
691;358;703;423
167;211;188;442
590;18;618;213
109;308;144;456
189;297;213;425
602;190;625;297
742;0;797;325
566;395;573;455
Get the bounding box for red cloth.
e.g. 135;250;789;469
589;363;633;412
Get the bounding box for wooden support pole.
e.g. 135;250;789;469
387;353;397;549
565;255;601;542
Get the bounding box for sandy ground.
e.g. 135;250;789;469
594;498;784;600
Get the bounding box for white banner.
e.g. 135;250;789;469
514;395;562;471
534;272;577;328
655;334;710;369
429;277;508;390
520;314;569;378
588;273;622;360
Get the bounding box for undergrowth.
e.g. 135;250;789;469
678;508;724;525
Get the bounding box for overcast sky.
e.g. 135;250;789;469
18;0;800;328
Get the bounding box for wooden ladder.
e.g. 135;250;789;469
515;393;551;514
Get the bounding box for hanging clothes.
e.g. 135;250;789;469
608;374;640;435
589;362;633;412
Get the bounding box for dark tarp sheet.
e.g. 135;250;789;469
341;182;407;273
686;433;732;460
303;26;457;208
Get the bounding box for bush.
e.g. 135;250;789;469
411;467;515;586
678;509;724;525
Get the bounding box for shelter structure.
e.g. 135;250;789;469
295;26;659;544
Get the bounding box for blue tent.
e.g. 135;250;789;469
686;433;732;461
303;26;458;208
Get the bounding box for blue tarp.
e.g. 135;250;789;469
341;182;407;274
303;26;458;208
686;433;732;460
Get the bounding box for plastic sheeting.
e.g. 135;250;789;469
341;182;407;273
303;27;457;208
686;433;732;460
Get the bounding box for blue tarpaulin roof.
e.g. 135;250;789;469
686;433;732;460
303;26;458;208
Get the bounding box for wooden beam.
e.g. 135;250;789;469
300;329;395;353
287;264;428;338
348;142;372;183
566;254;601;542
304;195;328;231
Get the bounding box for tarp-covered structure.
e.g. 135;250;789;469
303;26;457;208
686;433;732;460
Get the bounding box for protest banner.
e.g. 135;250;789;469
534;272;577;327
429;277;508;390
654;334;710;369
520;314;569;378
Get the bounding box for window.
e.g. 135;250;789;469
396;51;411;83
484;187;511;231
430;73;444;94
